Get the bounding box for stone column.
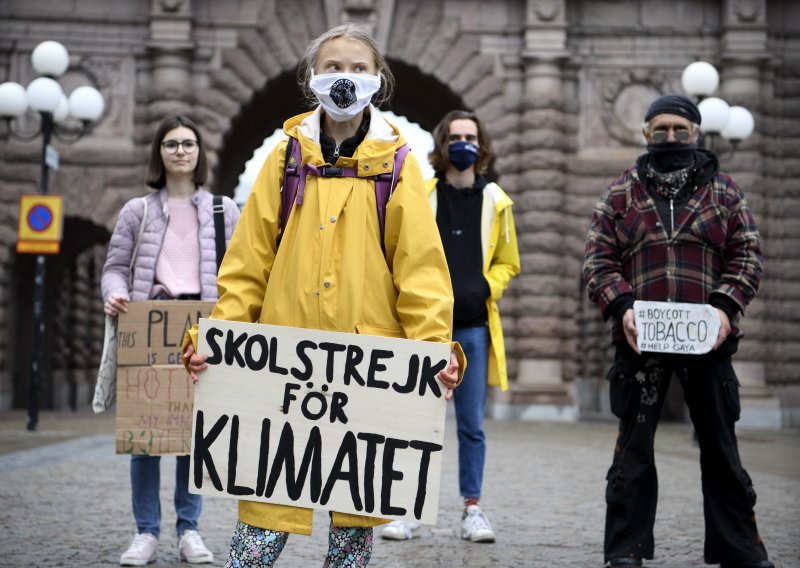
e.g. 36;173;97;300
142;0;195;120
720;0;781;429
496;0;577;421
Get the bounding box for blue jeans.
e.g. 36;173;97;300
452;325;490;499
130;454;202;538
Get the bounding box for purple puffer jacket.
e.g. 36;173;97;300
101;187;240;302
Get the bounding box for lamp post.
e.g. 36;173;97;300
681;61;755;153
0;40;104;431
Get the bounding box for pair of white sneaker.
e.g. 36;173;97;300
380;504;496;543
119;530;214;565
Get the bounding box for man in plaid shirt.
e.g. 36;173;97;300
582;94;772;568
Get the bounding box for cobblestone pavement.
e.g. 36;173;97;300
0;412;798;567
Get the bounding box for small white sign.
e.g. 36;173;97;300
45;144;59;171
634;300;721;355
190;319;451;525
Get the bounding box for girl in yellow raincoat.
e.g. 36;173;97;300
183;23;463;567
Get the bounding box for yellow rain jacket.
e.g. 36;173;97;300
184;107;463;535
426;178;520;390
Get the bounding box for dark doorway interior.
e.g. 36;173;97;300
10;217;110;410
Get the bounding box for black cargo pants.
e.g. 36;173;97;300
603;340;770;565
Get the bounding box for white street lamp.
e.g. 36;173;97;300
0;40;105;432
698;97;731;135
0;82;28;117
68;85;105;122
720;106;755;143
31;41;70;77
681;61;719;100
681;61;754;155
25;77;64;113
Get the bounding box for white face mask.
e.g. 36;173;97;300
309;72;381;122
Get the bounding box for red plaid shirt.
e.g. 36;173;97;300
583;166;763;344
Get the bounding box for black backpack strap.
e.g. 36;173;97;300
213;195;225;274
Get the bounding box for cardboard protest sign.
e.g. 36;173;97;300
115;365;195;455
189;319;451;525
117;300;214;365
634;300;721;355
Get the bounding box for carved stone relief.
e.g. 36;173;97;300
599;69;672;146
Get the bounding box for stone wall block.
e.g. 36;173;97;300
209;68;253;103
517;189;563;210
193;88;240;119
464;73;505;110
520;252;571;275
401;0;443;64
433;35;481;84
416;17;461;75
222;48;267;91
238;29;282;80
515;274;567;296
517;211;564;232
520;169;565;190
515;337;563;359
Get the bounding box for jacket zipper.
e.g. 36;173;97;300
333;146;340;160
669;198;674;238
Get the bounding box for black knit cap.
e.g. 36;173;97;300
644;93;701;125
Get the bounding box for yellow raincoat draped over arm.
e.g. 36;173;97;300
426;178;520;390
183;107;462;534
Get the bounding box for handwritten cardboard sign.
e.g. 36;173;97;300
189;319;451;525
634;300;721;355
115;365;195;455
116;300;214;366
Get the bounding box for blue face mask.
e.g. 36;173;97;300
448;141;479;172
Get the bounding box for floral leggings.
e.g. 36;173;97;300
225;520;373;567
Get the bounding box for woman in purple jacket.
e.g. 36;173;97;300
101;115;239;566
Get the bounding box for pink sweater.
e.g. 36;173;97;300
153;197;201;297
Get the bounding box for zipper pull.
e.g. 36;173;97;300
333;146;340;160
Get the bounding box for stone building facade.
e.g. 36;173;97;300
1;0;798;427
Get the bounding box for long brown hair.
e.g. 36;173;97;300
428;110;493;175
145;115;208;189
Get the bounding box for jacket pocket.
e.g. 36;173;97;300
720;363;742;423
355;323;406;339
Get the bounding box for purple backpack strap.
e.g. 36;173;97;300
279;138;305;244
280;141;410;246
374;144;411;240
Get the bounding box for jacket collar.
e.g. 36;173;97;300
283;105;403;177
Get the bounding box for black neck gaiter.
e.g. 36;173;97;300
646;142;697;171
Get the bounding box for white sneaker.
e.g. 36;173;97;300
380;520;420;540
120;533;158;566
460;505;496;543
178;530;214;564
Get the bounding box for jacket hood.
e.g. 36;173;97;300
283;105;405;177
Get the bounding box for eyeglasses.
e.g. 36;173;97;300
161;139;199;154
448;134;478;143
649;128;693;144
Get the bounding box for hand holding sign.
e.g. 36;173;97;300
190;319;451;525
633;300;721;355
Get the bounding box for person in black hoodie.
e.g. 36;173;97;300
583;94;772;568
381;110;520;543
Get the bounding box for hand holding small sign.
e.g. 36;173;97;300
627;301;728;355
